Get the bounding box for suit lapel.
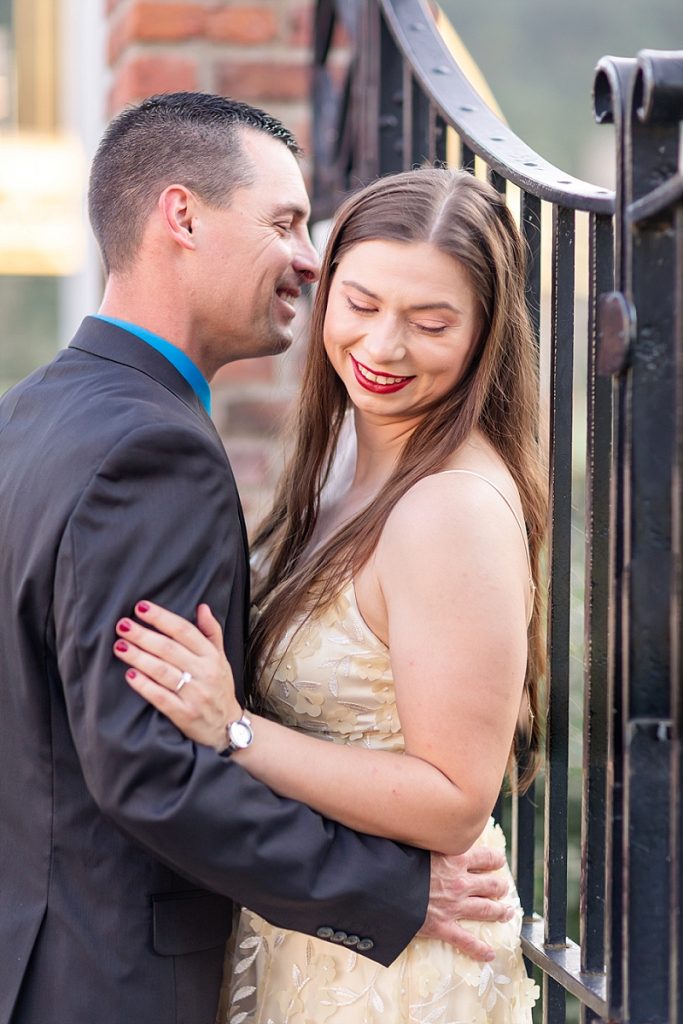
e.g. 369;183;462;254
69;316;205;419
69;317;251;601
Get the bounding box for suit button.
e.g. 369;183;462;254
332;930;347;943
316;926;334;940
343;934;360;947
357;938;374;952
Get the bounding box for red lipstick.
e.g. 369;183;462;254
350;355;414;395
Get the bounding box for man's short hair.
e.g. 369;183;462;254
88;92;301;275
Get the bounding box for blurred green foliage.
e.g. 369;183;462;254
0;277;59;394
441;0;681;182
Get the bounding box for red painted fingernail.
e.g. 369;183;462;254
115;640;129;652
126;669;137;680
118;619;132;633
136;602;150;614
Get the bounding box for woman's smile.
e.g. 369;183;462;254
350;354;415;394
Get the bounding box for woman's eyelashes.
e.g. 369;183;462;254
413;322;448;335
344;295;448;335
345;295;376;314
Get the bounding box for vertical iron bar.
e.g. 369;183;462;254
521;192;542;350
488;168;507;195
621;104;678;1023
401;61;414;172
378;10;404;175
512;757;536;920
595;58;638;1024
461;141;475;173
544;206;575;967
408;74;430;168
543;974;567;1024
434;111;446;165
492;792;504;835
674;196;683;1024
605;325;626;1021
425;102;437;163
579;213;614;1016
400;60;413;173
353;0;380;185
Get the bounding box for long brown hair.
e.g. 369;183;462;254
249;168;547;790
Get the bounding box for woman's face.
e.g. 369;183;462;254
323;239;480;424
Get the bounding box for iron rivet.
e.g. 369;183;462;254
597;291;636;376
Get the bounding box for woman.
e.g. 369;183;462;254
114;169;545;1021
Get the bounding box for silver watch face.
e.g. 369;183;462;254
229;718;253;749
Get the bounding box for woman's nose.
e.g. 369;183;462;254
363;320;406;364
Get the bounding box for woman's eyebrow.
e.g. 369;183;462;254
341;280;380;299
341;280;461;315
409;302;462;314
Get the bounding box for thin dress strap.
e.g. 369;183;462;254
434;469;535;621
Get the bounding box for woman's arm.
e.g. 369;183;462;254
115;474;530;856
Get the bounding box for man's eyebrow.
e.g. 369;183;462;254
271;203;310;221
341;280;462;315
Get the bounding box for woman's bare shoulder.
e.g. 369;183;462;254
393;434;520;521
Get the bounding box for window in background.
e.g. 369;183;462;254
0;0;86;394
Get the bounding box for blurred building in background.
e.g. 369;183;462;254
0;0;105;392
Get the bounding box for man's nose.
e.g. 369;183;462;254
293;234;321;284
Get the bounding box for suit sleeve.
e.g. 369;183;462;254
53;422;430;966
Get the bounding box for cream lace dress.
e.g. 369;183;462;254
217;572;539;1024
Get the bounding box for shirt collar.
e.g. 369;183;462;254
93;315;211;415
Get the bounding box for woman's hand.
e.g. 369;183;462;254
113;601;242;750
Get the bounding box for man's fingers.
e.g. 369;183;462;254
460;846;507;873
457;897;516;924
461;875;510;902
442;922;496;963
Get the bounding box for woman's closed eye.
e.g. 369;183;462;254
345;294;450;336
345;295;377;314
412;321;448;335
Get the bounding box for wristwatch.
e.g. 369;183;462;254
219;712;254;756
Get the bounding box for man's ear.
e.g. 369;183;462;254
157;185;197;252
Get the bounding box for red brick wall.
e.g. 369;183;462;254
104;0;317;528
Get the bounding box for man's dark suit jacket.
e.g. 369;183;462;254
0;318;430;1024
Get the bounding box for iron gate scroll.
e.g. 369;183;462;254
311;2;683;1021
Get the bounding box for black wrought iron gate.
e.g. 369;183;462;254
311;2;683;1020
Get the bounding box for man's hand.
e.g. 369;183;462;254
418;846;515;962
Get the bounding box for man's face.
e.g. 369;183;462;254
191;129;319;372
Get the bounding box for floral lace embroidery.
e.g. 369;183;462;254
217;585;539;1023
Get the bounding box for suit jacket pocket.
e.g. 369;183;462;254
152;889;233;956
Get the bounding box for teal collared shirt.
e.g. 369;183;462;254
94;315;212;415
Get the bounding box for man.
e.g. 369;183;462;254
0;93;512;1024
